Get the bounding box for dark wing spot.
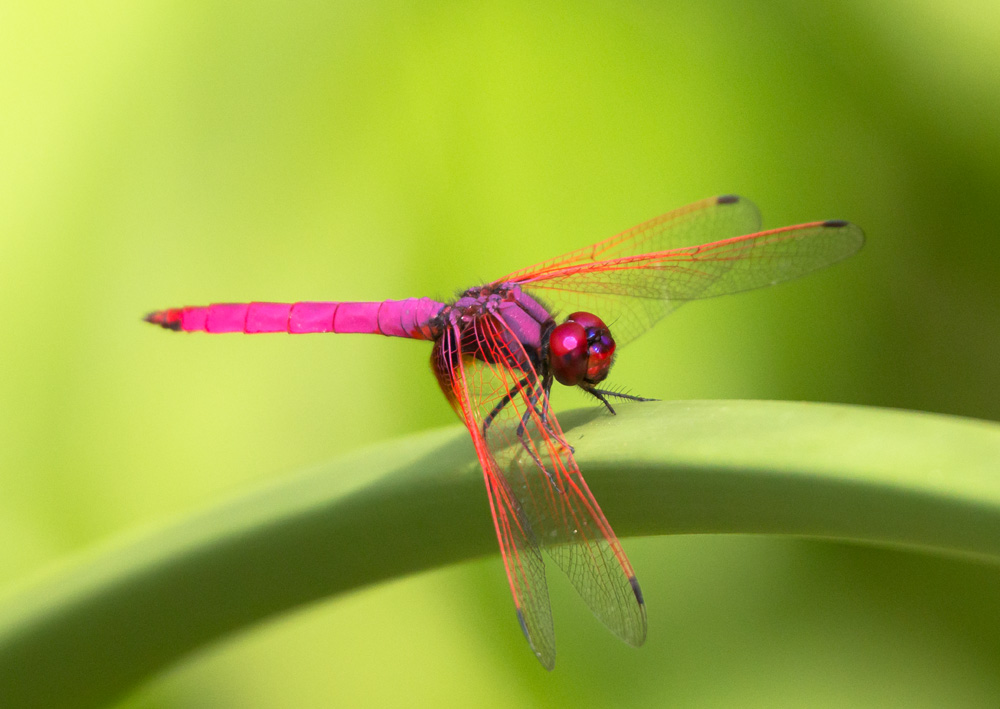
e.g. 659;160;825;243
716;194;740;205
822;219;849;228
630;575;645;606
516;608;530;639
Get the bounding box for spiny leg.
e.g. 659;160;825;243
484;371;553;443
583;386;658;415
593;388;658;404
480;375;550;476
515;380;552;438
482;376;530;437
514;381;563;480
531;371;574;455
537;371;559;437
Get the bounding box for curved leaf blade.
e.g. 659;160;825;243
1;400;999;707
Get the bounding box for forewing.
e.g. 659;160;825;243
500;195;762;281
505;217;864;347
432;324;556;668
441;313;647;652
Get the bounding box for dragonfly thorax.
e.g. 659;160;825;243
548;312;616;387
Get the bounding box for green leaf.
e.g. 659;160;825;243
1;400;999;708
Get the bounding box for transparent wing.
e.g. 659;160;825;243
432;314;647;668
499;214;864;347
433;323;556;668
500;195;762;279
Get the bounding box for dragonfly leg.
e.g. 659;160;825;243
536;371;556;430
483;376;555;471
515;379;564;442
587;388;617;415
593;388;658;404
481;373;566;487
528;372;574;454
583;386;658;415
512;384;559;483
482;376;531;438
514;383;547;439
516;388;575;492
489;380;564;488
482;374;551;442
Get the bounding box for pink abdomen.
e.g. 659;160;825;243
145;299;445;340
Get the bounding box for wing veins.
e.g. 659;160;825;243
461;314;647;648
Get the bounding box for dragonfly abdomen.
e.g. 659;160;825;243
145;298;445;339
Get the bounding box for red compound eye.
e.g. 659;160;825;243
549;312;618;386
585;332;615;383
566;311;607;332
549;321;589;385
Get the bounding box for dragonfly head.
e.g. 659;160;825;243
549;312;616;387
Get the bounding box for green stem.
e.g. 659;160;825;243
1;400;999;708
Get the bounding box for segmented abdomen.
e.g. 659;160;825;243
145;298;445;340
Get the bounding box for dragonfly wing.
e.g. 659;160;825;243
433;314;647;662
502;393;649;649
505;218;864;347
433;323;556;668
500;195;762;279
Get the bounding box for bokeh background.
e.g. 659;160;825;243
3;0;1000;706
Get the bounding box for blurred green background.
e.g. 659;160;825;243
3;0;1000;706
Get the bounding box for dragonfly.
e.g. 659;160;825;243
146;195;864;669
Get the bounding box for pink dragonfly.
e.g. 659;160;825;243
147;195;863;668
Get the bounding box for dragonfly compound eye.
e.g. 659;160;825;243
563;312;615;384
565;311;607;332
549;321;589;386
549;312;617;386
585;331;615;384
